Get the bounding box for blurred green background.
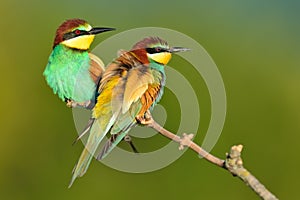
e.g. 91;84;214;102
1;0;299;199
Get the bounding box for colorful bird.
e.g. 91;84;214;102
69;37;190;187
43;19;115;108
43;19;138;155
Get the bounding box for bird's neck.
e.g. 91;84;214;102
53;44;88;55
149;60;165;73
50;44;89;67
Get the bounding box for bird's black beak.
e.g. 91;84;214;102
88;27;116;35
169;47;190;53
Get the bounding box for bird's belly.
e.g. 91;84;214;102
58;70;96;102
45;65;96;103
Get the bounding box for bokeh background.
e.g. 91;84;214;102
1;0;299;199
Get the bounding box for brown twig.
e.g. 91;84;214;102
139;114;278;200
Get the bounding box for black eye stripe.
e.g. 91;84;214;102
145;47;168;54
63;30;89;40
63;32;75;40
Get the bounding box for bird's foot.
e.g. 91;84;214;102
124;135;139;153
66;100;93;109
66;99;74;108
136;110;153;125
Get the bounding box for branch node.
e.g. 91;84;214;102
179;133;194;150
226;144;244;172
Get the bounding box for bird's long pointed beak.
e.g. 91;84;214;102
169;47;191;53
89;27;116;35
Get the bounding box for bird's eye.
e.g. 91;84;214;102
155;47;161;52
74;30;81;35
145;47;164;54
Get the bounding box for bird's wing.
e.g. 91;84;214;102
97;75;162;159
99;51;160;129
122;66;154;113
88;53;105;85
96;52;163;159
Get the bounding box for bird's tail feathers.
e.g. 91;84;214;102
69;118;110;188
68;148;93;188
97;131;128;160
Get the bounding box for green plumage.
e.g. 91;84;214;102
43;44;96;102
149;61;166;106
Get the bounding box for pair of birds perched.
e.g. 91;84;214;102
44;19;189;187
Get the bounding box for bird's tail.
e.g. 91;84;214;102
97;131;128;160
68;147;93;188
97;114;137;160
69;118;110;188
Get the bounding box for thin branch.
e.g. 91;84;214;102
139;114;278;200
225;145;278;200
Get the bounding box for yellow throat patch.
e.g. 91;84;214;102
148;52;172;65
62;34;95;50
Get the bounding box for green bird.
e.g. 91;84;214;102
43;19;138;153
69;37;189;187
43;19;115;108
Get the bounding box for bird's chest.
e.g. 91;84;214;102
44;51;95;102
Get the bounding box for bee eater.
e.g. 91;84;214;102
69;37;189;187
43;19;115;108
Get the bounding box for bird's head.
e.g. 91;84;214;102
131;37;190;65
53;19;115;50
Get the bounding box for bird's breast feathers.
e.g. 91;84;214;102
43;45;98;102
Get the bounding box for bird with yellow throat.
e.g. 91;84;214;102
43;19;115;108
44;19;139;158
